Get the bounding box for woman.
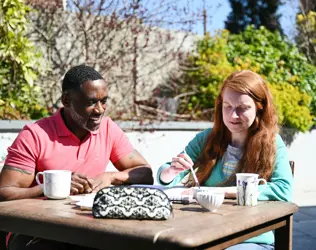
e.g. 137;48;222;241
157;70;293;250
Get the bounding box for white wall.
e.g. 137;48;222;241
286;130;316;206
1;128;315;207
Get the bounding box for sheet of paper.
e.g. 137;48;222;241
131;184;194;202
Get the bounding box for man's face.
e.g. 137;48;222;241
68;79;108;132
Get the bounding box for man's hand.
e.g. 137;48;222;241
91;172;122;193
71;172;94;195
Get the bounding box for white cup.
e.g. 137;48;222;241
36;170;72;199
236;173;267;206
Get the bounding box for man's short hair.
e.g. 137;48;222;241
62;65;104;92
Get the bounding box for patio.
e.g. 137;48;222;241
293;206;316;249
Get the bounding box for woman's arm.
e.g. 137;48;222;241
258;135;293;202
157;129;211;186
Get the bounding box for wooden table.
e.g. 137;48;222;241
0;198;298;250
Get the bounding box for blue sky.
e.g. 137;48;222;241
67;0;300;41
182;0;299;41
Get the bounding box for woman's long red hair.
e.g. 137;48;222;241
187;70;278;186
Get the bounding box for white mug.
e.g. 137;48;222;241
36;170;72;199
236;173;267;206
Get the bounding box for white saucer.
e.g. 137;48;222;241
69;193;96;202
76;199;93;210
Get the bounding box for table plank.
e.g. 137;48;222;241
0;198;298;249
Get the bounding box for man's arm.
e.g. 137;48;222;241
92;150;153;191
113;149;153;184
0;165;42;201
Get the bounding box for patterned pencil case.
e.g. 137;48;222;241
92;186;173;220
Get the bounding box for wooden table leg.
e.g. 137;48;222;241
0;230;8;250
275;215;293;250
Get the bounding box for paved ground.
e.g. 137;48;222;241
293;206;316;250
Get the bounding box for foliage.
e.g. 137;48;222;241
225;0;282;34
268;83;313;132
0;0;48;119
227;25;316;125
296;10;316;65
178;26;316;132
178;31;235;116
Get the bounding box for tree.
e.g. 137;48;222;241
26;0;201;120
300;0;316;13
296;0;316;65
225;0;283;34
0;0;48;119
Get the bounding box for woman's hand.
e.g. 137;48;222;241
223;186;237;199
160;152;194;184
170;153;194;174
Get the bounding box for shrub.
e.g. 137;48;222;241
178;31;235;117
178;26;315;132
0;0;48;119
268;83;313;132
227;25;316;121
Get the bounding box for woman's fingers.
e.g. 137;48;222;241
177;153;194;165
169;153;194;175
224;187;237;199
171;156;193;170
183;153;194;165
225;192;237;199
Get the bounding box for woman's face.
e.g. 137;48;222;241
222;88;257;138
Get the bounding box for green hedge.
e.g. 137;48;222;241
178;26;316;132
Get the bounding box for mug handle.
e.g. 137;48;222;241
35;172;44;190
257;178;267;195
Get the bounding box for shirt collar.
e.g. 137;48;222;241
53;108;72;137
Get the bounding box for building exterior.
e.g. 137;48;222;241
26;0;66;10
25;2;198;119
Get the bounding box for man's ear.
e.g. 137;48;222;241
61;92;71;108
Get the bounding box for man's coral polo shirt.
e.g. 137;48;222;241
5;109;134;184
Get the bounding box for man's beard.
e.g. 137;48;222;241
69;105;91;131
69;105;104;132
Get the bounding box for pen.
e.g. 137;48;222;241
183;148;201;189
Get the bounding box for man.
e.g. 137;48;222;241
0;65;153;249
